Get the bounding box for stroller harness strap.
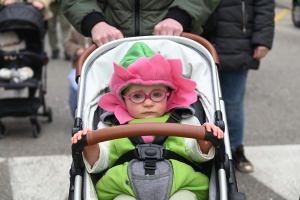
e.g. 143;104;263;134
112;144;202;174
111;110;203;175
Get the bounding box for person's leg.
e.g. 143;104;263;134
219;70;254;173
169;190;198;200
68;69;77;118
59;9;70;43
69;85;77;118
47;3;59;58
58;8;71;60
219;70;248;150
113;194;136;200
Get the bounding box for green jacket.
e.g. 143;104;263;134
95;114;210;200
60;0;220;37
96;137;209;200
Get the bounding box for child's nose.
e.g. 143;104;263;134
143;98;154;106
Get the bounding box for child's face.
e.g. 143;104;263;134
123;84;169;119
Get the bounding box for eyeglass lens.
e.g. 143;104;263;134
129;90;168;103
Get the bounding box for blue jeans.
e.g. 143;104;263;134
69;85;77;118
219;70;248;151
68;69;78;118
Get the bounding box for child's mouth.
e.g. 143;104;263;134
143;112;155;115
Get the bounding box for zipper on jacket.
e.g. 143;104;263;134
135;0;140;35
242;1;248;33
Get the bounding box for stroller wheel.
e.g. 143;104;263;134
0;123;8;139
32;123;41;138
47;107;53;122
30;116;41;138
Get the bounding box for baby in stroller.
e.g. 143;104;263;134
71;42;224;200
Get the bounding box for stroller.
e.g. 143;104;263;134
0;2;52;138
69;34;247;200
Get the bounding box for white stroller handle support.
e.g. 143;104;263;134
74;176;83;200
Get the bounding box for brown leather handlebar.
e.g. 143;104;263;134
87;123;206;145
181;32;219;68
75;33;219;83
76;43;97;83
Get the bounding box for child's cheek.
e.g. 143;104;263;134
127;104;141;118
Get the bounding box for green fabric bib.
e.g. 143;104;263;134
95;114;209;200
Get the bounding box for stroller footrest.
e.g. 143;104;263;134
0;79;38;89
0;98;40;117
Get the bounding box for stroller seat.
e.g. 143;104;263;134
69;35;246;200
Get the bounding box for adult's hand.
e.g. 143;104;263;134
76;48;85;57
4;0;44;10
3;0;15;6
32;0;44;10
91;22;124;47
153;18;183;36
253;46;269;60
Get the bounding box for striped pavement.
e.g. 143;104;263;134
0;145;299;199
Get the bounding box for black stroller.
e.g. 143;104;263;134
0;2;52;139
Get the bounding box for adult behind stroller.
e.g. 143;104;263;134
70;34;247;200
0;2;52;139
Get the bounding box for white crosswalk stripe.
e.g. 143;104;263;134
1;145;299;200
246;145;300;200
4;155;71;200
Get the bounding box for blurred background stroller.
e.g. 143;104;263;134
0;2;52;139
69;34;247;200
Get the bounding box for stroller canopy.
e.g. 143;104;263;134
0;2;45;38
77;37;218;130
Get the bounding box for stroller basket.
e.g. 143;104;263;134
0;98;40;117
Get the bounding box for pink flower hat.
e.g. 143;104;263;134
99;42;197;124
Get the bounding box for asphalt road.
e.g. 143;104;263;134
0;2;299;200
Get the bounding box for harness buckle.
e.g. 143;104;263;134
135;144;165;175
135;143;164;161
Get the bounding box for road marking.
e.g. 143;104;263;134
275;9;291;22
8;155;71;200
3;145;300;199
246;145;300;199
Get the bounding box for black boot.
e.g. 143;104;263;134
232;145;254;173
64;51;70;61
52;49;60;59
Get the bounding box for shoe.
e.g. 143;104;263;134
64;51;70;61
52;49;59;59
232;145;254;173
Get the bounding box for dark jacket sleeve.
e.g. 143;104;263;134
164;8;191;31
251;0;275;49
169;0;221;34
81;13;106;37
59;0;105;36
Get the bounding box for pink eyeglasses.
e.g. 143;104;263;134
123;89;170;104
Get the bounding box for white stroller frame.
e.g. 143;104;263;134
70;34;246;200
